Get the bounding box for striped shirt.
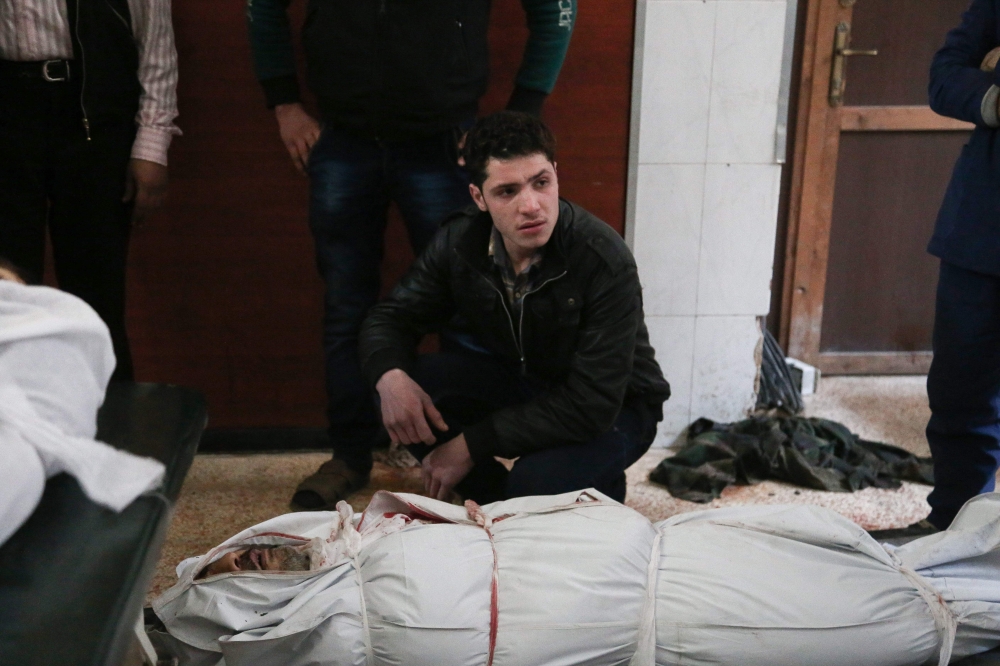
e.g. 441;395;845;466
0;0;180;165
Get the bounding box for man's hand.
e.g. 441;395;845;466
123;159;168;227
422;434;473;500
275;102;321;175
376;368;449;446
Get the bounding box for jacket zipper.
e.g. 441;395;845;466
516;271;568;375
478;273;522;369
471;261;568;376
75;0;92;140
455;20;469;74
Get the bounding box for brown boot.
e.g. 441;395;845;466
291;458;370;511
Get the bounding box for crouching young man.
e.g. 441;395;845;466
359;112;670;504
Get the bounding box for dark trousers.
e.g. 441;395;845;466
307;126;471;473
404;350;661;504
926;261;1000;528
0;71;135;380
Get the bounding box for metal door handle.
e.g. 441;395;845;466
830;21;878;106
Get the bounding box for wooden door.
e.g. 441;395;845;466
781;0;974;374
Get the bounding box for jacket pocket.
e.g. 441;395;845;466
530;283;583;324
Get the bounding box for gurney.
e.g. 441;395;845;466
150;490;1000;666
0;281;208;665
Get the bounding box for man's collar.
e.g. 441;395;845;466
489;226;544;274
456;200;569;278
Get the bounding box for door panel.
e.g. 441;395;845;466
821;131;969;353
845;0;971;106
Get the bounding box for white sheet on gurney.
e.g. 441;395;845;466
0;282;165;547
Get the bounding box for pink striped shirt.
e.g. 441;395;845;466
0;0;180;166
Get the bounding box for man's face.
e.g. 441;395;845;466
198;544;311;578
470;153;559;259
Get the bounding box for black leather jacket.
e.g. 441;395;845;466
359;200;670;463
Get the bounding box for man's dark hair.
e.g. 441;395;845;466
0;256;28;283
463;111;556;188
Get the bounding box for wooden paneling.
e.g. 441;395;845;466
840;106;974;132
782;0;846;364
127;0;635;426
818;351;932;375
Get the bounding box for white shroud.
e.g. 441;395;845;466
151;491;1000;666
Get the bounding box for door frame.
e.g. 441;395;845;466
778;0;973;375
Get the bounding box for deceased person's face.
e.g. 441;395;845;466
198;544;312;578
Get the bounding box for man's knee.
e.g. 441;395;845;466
505;444;619;497
927;359;1000;424
505;458;627;501
505;460;563;498
503;405;654;501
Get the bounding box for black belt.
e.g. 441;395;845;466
0;59;75;82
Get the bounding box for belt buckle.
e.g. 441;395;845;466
42;60;68;82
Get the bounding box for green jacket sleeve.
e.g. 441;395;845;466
246;0;301;107
507;0;576;115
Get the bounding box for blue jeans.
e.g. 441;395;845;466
404;351;661;504
926;261;1000;528
307;126;471;473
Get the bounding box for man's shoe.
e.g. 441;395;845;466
291;458;370;511
868;519;940;544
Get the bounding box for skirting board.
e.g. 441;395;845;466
818;352;932;376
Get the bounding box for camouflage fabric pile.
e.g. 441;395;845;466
650;416;933;503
